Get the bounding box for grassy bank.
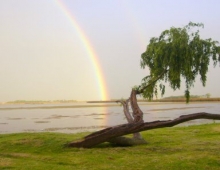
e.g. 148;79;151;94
0;123;220;170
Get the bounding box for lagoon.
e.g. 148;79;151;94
0;102;219;134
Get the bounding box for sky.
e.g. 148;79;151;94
0;0;220;102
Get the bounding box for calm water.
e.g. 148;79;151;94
0;102;219;134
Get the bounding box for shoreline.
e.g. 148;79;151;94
1;97;220;105
0;100;219;110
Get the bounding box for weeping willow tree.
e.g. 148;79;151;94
139;22;220;102
68;22;220;148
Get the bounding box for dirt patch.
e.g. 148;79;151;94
9;153;32;158
12;139;43;147
213;125;220;132
0;157;13;167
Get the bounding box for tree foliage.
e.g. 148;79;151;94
139;22;220;102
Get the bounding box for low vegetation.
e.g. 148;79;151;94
5;100;78;104
155;98;220;102
0;123;220;169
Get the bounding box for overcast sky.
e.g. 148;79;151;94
0;0;220;102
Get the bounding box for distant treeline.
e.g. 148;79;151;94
152;98;220;102
6;100;78;104
162;94;211;99
6;97;220;105
137;94;220;102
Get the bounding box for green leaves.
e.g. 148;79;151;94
139;22;220;102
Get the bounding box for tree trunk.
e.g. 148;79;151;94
68;112;220;148
129;89;144;139
115;90;144;140
130;89;144;123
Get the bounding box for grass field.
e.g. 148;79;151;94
0;123;220;170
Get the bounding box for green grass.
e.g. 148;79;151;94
0;123;220;170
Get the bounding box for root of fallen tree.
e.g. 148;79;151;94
68;112;220;148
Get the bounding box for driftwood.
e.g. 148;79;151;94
68;112;220;148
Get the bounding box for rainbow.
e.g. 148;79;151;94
55;0;108;101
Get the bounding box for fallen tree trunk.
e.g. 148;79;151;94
68;112;220;148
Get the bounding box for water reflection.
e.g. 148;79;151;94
0;102;219;134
